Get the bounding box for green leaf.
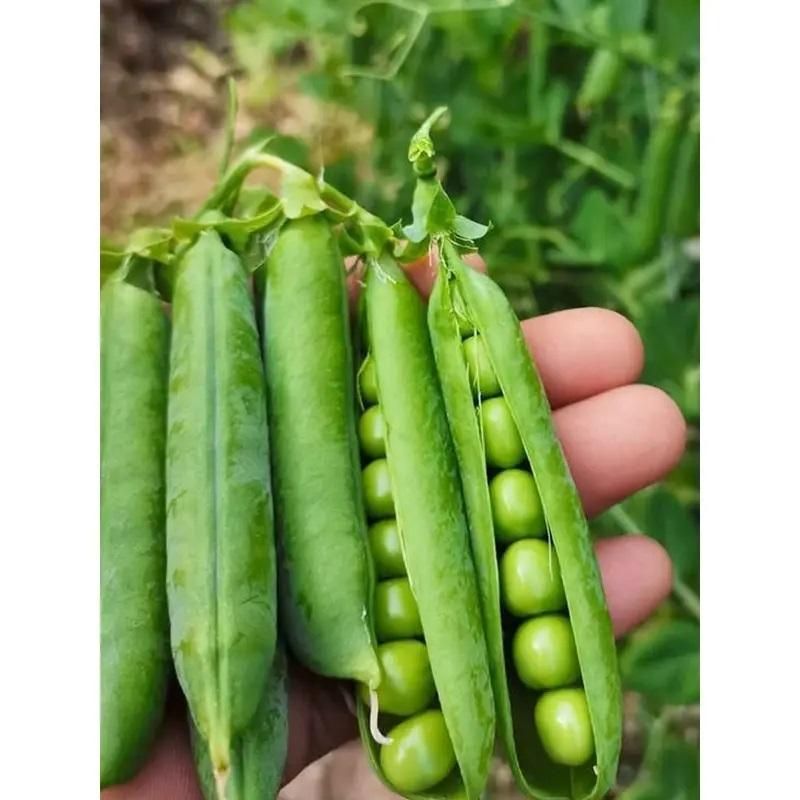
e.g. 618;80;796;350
643;489;699;584
453;215;490;241
619;716;699;800
280;165;328;218
609;0;649;33
654;0;699;64
402;179;456;242
621;619;699;705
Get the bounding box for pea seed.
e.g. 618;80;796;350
358;405;386;459
512;615;580;690
360;356;379;405
368;519;406;579
489;469;545;542
534;688;594;767
479;397;525;468
362;459;395;519
499;539;566;617
463;334;501;397
358;640;436;716
379;709;456;794
374;578;423;641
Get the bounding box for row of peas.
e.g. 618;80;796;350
462;328;595;768
356;354;458;795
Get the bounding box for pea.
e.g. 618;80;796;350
358;640;436;716
360;356;379;405
489;469;545;542
463;334;501;397
512;615;580;690
358;405;386;459
374;578;423;641
534;688;594;766
499;539;566;617
362;459;395;519
368;519;406;579
379;710;457;794
479;397;525;468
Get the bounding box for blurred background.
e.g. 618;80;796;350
101;1;699;797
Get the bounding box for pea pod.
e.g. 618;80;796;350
262;215;380;688
192;645;289;800
355;252;495;800
100;270;170;786
665;111;700;239
613;89;685;267
428;241;621;800
166;230;276;795
576;49;624;115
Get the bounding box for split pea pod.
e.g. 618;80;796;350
261;214;380;688
192;644;289;800
428;241;621;800
355;252;495;800
100;270;170;786
166;230;276;795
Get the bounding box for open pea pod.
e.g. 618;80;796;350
166;230;276;796
260;214;380;689
192;645;289;800
428;241;621;800
355;252;495;800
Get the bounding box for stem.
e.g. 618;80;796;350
608;504;700;620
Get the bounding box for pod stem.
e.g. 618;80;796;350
368;689;393;746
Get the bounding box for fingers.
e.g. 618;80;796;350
522;309;644;409
596;535;674;637
555;384;687;517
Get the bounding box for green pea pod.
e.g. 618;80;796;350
356;252;495;800
576;49;624;115
167;230;276;795
262;215;380;688
100;272;170;786
428;241;621;800
614;89;685;267
192;645;289;800
665;111;700;239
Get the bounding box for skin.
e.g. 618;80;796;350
102;254;684;799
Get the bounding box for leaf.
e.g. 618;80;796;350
552;0;591;25
402;179;456;242
453;215;490;241
654;0;699;64
280;165;328;219
621;619;699;705
643;488;699;584
609;0;649;33
569;188;627;260
619;716;699;800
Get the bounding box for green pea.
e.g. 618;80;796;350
358;405;386;459
489;469;545;542
479;397;525;468
534;688;594;767
374;578;423;641
368;519;406;579
358;640;436;716
499;539;566;617
512;615;580;690
379;710;457;794
463;334;501;397
360;356;379;405
362;459;395;519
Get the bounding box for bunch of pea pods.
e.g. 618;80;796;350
100;108;621;800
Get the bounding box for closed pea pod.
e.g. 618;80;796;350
261;215;380;689
167;230;276;796
192;645;289;800
428;241;621;800
100;268;170;786
355;252;495;800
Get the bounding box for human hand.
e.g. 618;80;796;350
102;257;685;799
